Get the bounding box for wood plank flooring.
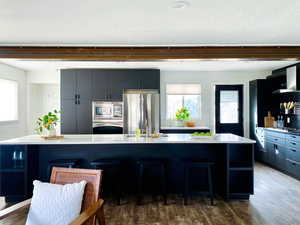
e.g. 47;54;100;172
1;162;300;225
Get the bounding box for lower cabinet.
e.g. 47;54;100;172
0;145;38;201
265;141;286;171
264;130;300;180
61;99;92;134
286;159;300;180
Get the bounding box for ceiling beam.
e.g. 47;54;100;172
0;46;300;60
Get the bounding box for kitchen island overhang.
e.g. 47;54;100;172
0;134;255;201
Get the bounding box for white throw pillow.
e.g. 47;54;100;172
26;180;87;225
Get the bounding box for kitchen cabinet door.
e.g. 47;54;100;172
109;70;140;101
77;69;92;100
92;70;110;100
61;99;77;134
61;70;77;99
277;145;287;171
140;69;160;90
266;141;275;166
76;99;92;134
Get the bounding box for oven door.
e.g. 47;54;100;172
93;122;123;134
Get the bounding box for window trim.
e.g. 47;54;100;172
0;78;19;123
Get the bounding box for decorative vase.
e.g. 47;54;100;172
47;127;57;137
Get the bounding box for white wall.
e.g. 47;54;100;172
27;70;60;135
0;63;27;141
27;69;60;84
160;70;270;137
27;84;60;135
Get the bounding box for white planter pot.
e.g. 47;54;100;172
47;128;57;137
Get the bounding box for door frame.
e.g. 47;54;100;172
212;83;246;136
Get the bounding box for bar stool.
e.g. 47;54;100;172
90;159;122;205
183;160;214;205
47;159;81;180
136;159;167;205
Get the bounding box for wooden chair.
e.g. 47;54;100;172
0;167;106;225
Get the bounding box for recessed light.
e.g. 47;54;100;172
172;0;190;9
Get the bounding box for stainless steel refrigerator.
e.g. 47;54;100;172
123;89;160;135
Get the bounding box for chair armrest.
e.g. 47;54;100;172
0;198;31;220
69;199;105;225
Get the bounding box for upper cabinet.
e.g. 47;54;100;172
61;69;92;100
139;69;160;90
91;69;160;101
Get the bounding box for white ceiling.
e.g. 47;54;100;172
1;0;300;46
0;59;298;72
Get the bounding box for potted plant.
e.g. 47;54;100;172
175;107;190;126
35;110;60;137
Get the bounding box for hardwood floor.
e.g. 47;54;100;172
1;162;300;225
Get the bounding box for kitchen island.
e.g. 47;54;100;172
0;134;255;201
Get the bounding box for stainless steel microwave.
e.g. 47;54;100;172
92;101;123;122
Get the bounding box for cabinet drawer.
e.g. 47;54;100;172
286;146;300;163
287;134;300;143
286;159;300;179
265;136;285;146
287;140;300;149
265;130;286;139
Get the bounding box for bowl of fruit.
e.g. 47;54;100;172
191;132;214;139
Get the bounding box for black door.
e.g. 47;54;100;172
215;85;244;136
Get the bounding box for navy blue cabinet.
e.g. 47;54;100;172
61;69;93;134
91;69;160;101
265;130;286;171
61;69;160;134
263;129;300;179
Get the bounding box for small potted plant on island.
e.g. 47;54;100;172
36;110;62;139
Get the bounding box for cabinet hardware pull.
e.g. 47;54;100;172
291;142;296;145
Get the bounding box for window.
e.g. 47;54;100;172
220;90;239;123
0;78;18;122
166;84;201;120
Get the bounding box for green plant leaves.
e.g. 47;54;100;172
175;107;190;121
35;109;60;134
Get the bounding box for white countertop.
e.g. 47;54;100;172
0;134;255;145
160;126;210;130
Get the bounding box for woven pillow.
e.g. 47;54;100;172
25;180;86;225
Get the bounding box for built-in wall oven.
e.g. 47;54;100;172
92;101;123;134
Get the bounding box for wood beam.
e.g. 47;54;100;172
0;46;300;60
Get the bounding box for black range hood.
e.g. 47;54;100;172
273;66;300;94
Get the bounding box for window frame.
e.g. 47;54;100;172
165;83;202;121
0;78;19;124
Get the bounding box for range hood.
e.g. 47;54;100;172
273;66;300;94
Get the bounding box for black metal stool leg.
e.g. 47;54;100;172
208;166;214;206
116;166;121;205
184;166;189;205
137;164;144;205
161;165;167;205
